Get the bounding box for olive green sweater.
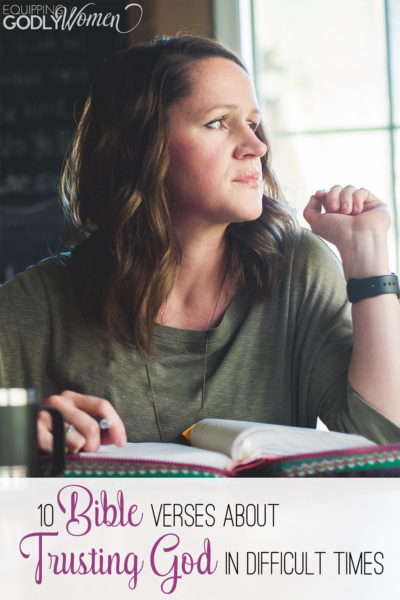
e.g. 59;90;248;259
1;229;399;444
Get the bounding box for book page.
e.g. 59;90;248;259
189;419;376;460
79;442;232;471
235;425;376;460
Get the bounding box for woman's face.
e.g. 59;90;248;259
166;57;267;230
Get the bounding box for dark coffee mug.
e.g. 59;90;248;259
0;388;65;477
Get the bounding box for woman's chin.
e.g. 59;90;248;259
231;200;263;223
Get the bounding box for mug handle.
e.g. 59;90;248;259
38;406;65;476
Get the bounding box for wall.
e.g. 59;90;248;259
0;0;213;283
128;0;212;43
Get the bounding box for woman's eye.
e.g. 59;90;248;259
206;118;259;132
206;118;226;130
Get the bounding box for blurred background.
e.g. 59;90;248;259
1;0;399;283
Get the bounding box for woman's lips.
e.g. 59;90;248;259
232;172;261;187
233;177;260;186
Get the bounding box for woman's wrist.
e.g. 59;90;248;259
337;230;390;281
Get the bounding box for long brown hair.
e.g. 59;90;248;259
60;35;299;358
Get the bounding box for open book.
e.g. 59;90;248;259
77;419;378;475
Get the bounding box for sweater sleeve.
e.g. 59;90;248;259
0;262;52;402
291;229;400;444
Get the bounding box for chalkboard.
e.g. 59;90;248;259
0;1;131;282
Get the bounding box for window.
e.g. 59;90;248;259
251;0;399;271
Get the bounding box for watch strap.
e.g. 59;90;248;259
347;273;400;303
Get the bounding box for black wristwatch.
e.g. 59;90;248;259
347;273;400;303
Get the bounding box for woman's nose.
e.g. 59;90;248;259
234;126;267;160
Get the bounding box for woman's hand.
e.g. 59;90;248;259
303;185;391;280
37;390;127;454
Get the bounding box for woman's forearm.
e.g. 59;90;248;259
340;230;400;426
303;186;400;426
349;293;400;425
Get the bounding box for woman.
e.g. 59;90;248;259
1;36;399;453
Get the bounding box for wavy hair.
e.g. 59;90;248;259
60;35;299;358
